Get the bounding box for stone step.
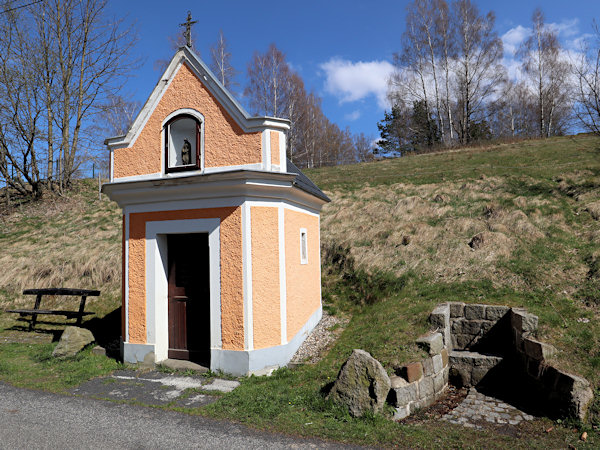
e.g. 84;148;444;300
449;350;503;387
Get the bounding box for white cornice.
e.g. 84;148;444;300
102;170;327;213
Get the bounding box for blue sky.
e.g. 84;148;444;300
108;1;600;141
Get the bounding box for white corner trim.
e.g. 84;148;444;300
145;218;221;362
279;132;286;173
318;214;322;312
242;203;253;351
109;148;114;182
278;205;287;345
209;304;322;375
262;130;271;171
124;213;130;343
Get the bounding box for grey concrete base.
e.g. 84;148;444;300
211;306;322;376
123;306;322;376
123;343;155;364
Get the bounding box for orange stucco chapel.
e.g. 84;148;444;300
102;46;330;375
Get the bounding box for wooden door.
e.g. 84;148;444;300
167;233;211;365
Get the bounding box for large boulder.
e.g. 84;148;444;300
327;349;391;417
52;326;95;358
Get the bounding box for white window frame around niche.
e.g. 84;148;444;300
162;108;205;174
300;228;308;265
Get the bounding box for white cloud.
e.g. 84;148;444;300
344;110;361;121
548;18;580;38
502;25;530;55
319;58;394;109
503;18;586;56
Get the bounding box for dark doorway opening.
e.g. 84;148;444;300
167;233;210;366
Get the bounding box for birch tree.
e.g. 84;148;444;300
573;21;600;136
519;8;571;138
434;0;456;142
245;44;292;117
209;30;237;90
0;7;44;197
453;0;504;144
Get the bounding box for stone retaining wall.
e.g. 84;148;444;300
390;303;594;421
390;330;450;420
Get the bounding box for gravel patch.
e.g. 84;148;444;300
289;311;349;365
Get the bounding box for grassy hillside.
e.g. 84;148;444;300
306;135;600;381
0;135;599;446
0;180;122;315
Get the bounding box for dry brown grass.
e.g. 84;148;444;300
0;181;121;314
321;171;598;294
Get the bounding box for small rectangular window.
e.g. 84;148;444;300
300;228;308;265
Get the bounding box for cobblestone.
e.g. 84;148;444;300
441;387;535;429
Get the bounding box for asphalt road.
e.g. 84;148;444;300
0;383;357;449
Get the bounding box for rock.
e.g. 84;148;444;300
441;348;449;367
327;349;391;417
429;303;451;346
449;302;465;318
91;345;106;357
416;332;444;355
422;358;434;376
511;309;539;333
585;202;600;220
432;354;443;373
555;371;595;421
390;375;408;389
469;232;486;249
401;362;424;383
433;194;448;203
52;326;95;358
523;337;557;361
464;304;486;320
485;305;510;321
140;351;155;369
159;358;208;373
391;380;418;406
394;405;410;420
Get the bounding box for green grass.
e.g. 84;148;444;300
305;135;600;191
1;136;600;446
0;342;123;392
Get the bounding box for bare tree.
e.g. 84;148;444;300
574;21;600;136
415;0;445;142
453;0;505;144
283;73;307;163
434;0;456;142
209;30;237;90
0;0;138;196
519;8;572;138
353;133;375;162
45;0;138;189
390;6;433;137
245;44;293;117
100;95;140;137
0;7;44;197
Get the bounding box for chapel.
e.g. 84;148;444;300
102;44;329;375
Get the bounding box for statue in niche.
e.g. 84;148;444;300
181;138;191;165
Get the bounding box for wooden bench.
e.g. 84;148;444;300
5;288;100;330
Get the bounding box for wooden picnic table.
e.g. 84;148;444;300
4;288;100;330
